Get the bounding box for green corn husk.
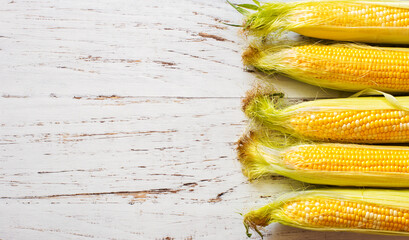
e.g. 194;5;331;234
243;87;409;143
238;130;409;187
230;0;409;44
242;42;409;93
244;189;409;237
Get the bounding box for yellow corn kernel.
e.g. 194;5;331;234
232;0;409;44
290;109;409;143
243;90;409;143
294;3;409;27
243;43;409;92
238;131;409;187
244;189;409;237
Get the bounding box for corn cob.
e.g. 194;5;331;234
244;189;409;237
231;0;409;44
243;90;409;143
238;131;409;187
243;43;409;92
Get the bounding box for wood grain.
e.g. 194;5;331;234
0;0;400;239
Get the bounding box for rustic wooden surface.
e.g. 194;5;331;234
1;0;408;239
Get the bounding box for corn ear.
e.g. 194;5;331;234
238;131;409;187
233;0;409;44
243;89;409;143
244;189;409;237
243;43;409;93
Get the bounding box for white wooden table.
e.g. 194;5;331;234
1;0;407;239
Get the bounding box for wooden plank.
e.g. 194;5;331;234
0;97;244;197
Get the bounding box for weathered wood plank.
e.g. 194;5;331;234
0;97;244;197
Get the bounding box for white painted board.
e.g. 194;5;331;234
0;0;402;239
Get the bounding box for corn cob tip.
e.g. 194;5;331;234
243;211;266;238
236;132;259;179
244;204;277;238
237;130;286;180
236;131;254;162
242;83;271;112
242;45;261;66
244;210;270;227
242;84;283;116
241;86;259;113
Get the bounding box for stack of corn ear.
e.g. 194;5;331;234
229;0;409;237
239;88;409;237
